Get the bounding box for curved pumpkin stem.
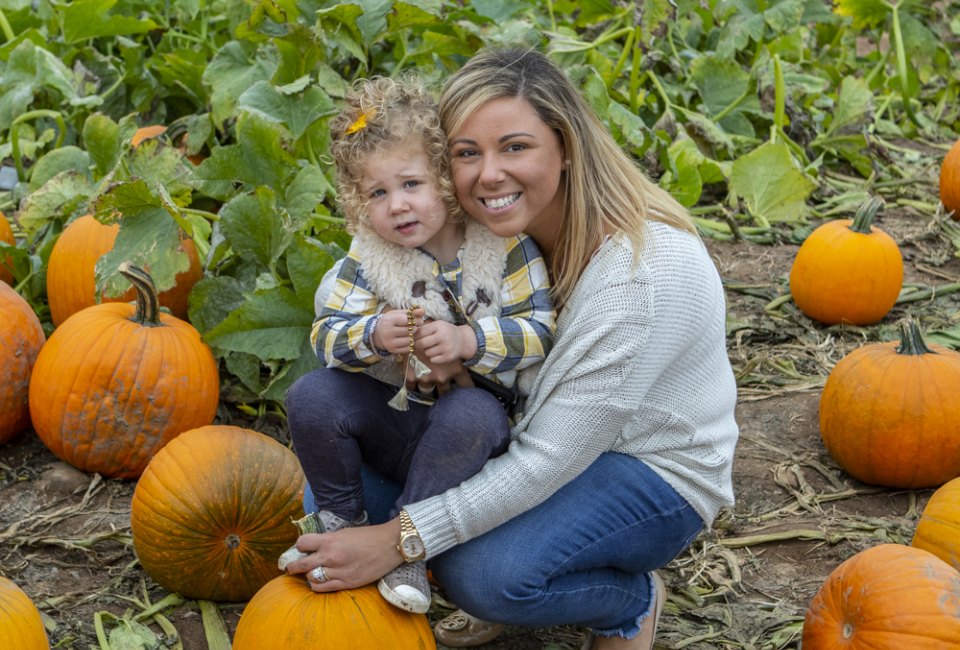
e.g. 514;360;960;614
849;196;885;234
118;262;162;326
896;318;935;356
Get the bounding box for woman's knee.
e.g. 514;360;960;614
431;543;537;619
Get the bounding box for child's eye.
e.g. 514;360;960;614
369;188;386;198
403;180;421;189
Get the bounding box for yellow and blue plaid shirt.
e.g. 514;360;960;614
311;234;555;389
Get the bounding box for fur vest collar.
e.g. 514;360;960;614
354;219;508;323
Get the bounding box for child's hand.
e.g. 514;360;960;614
372;308;424;355
415;321;478;364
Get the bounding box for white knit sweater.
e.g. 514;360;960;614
405;221;739;558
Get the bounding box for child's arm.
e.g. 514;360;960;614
310;251;394;369
423;236;556;374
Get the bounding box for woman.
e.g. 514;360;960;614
284;47;739;649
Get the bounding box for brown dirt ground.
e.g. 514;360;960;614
2;202;959;649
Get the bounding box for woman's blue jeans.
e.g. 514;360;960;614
290;370;703;638
287;367;509;522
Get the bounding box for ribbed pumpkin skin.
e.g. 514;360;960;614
46;215;202;326
0;211;14;285
233;576;435;649
130;426;305;602
802;544;960;649
789;219;903;325
819;338;960;488
0;283;45;443
28;302;219;479
0;576;49;649
912;477;960;571
941;138;960;219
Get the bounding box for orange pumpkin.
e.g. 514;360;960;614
29;263;219;479
802;544;960;649
912;476;960;571
0;210;14;285
233;575;436;650
0;576;49;649
940;137;960;219
819;319;960;488
789;197;903;325
130;425;305;602
46;214;202;326
0;282;45;443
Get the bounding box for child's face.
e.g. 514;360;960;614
360;140;449;250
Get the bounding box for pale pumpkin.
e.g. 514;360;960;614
802;543;960;649
789;197;903;325
912;476;960;571
819;319;960;488
233;576;435;649
940;137;960;219
29;263;219;479
46;214;202;326
0;282;45;443
0;577;49;649
130;425;305;602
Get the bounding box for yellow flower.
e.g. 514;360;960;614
346;108;375;134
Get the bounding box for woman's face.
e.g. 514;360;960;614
448;96;565;252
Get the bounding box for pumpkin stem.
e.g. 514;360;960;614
896;318;935;356
849;196;885;234
117;262;162;326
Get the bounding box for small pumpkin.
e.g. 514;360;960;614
940;137;960;219
130;425;306;602
0;282;45;444
802;543;960;649
789;197;903;325
232;575;435;650
0;210;14;285
912;476;960;571
0;576;49;649
819;319;960;488
29;263;219;479
46;214;202;326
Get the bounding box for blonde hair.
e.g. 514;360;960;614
439;47;696;304
329;75;462;234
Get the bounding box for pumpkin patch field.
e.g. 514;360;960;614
3;2;960;649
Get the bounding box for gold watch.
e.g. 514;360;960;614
397;509;426;563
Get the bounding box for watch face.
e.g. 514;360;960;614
401;535;425;559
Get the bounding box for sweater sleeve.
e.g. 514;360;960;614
405;275;658;556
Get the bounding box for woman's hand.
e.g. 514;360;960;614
283;519;404;593
404;355;472;395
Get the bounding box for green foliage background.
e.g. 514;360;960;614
1;0;958;414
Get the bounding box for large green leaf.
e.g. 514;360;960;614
61;0;158;44
237;80;336;139
218;187;292;272
203;286;315;361
202;41;278;129
729;142;815;224
0;40;77;129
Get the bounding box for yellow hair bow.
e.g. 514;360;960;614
346;108;376;135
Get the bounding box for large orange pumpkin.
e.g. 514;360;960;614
233;575;436;649
0;576;49;649
46;214;202;327
912;476;960;571
29;263;219;479
941;137;960;219
802;544;960;649
0;210;14;285
130;425;305;602
789;197;903;325
0;282;45;443
819;319;960;488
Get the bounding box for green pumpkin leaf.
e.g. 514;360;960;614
202;41;277;129
189;275;247;334
61;0;158;44
82;113;122;177
729;142;815;224
28;146;92;192
17;171;94;233
237;80;336;139
203;286;315;361
218;187;291;272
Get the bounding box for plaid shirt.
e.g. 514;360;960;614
311;234;555;388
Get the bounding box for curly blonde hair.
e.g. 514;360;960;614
329;75;462;234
